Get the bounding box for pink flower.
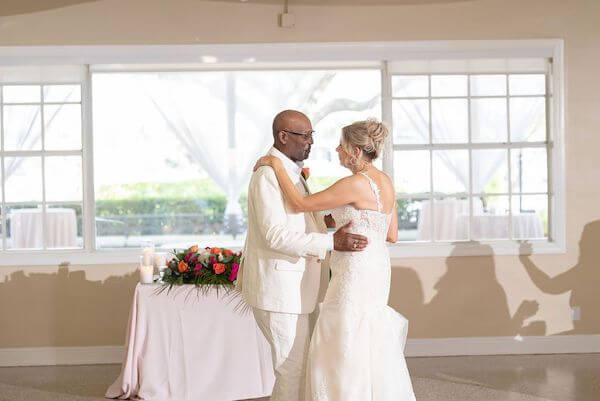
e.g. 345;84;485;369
184;252;193;263
210;256;217;264
194;263;203;275
229;263;239;282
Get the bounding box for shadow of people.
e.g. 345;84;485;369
519;219;600;335
423;243;545;337
0;265;138;347
389;266;427;337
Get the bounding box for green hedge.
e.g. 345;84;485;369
95;195;248;236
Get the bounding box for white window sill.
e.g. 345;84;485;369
388;239;566;260
0;247;243;267
0;240;565;266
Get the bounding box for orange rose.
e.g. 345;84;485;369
301;167;310;180
223;249;233;256
189;245;198;253
178;261;189;273
210;247;222;255
213;263;226;274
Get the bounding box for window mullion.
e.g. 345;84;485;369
82;66;96;251
40;85;48;250
545;61;553;241
1;84;5;251
381;61;394;178
393;142;547;151
506;73;513;240
428;75;434;243
467;74;473;241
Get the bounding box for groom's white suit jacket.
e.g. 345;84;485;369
237;147;333;314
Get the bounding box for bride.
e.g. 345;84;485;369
254;119;416;401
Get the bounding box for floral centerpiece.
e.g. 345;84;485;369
160;245;241;293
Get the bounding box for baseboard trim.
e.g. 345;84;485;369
1;335;598;367
0;345;125;367
404;334;600;357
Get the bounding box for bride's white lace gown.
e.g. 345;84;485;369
306;173;416;401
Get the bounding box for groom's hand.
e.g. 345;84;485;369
324;214;336;229
333;222;368;252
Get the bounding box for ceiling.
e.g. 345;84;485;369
210;0;473;4
0;0;474;17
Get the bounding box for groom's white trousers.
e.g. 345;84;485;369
252;308;310;401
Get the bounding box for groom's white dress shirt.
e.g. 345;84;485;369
237;146;332;315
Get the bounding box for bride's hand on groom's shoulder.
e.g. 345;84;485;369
253;155;277;172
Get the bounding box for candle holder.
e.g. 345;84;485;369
139;264;154;284
141;243;155;267
153;252;168;283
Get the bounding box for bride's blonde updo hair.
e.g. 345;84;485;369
341;118;389;163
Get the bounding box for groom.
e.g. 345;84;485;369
237;110;368;401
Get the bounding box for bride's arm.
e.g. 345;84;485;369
256;156;359;213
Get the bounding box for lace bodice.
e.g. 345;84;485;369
330;172;392;247
325;172;393;309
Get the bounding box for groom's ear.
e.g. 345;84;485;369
277;130;289;144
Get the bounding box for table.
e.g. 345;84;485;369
417;199;544;240
417;199;483;241
106;284;274;401
456;213;544;239
9;208;77;248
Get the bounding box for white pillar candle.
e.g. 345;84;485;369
153;253;167;270
142;247;154;266
140;265;154;284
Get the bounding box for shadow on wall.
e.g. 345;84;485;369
0;266;138;347
391;220;600;338
519;219;600;335
391;243;545;338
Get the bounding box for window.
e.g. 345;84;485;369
0;66;86;251
0;41;565;264
391;69;550;243
385;56;561;256
91;69;380;249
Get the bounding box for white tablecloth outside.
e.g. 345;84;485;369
9;208;77;248
106;284;274;401
417;199;484;241
456;213;544;239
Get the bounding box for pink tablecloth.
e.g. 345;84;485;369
106;284;274;401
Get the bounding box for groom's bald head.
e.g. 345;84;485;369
272;110;313;162
272;110;310;138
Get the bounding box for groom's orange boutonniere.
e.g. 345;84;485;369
301;167;310;180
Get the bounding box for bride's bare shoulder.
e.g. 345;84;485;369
336;173;366;187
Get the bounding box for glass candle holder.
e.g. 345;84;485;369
139;265;154;284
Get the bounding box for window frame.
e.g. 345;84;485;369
0;80;87;254
385;68;556;257
0;40;565;265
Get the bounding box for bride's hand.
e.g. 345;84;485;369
253;155;277;172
